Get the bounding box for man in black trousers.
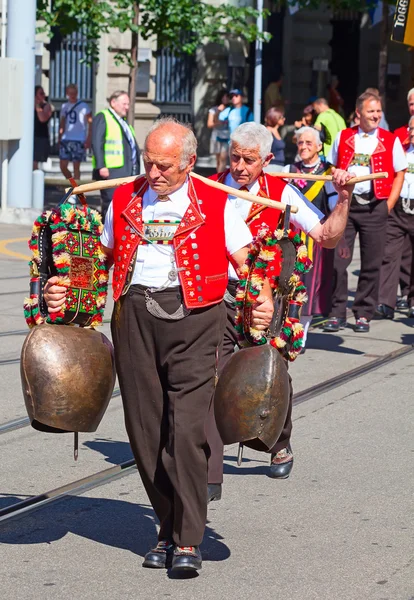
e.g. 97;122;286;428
92;90;140;220
325;91;407;333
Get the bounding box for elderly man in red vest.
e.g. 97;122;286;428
394;88;414;149
324;91;407;333
206;122;354;498
393;88;414;310
44;118;276;573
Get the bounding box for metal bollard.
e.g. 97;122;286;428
32;169;44;211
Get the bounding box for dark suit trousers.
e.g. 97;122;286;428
329;198;388;320
111;285;226;546
399;236;412;298
206;283;293;483
379;200;414;309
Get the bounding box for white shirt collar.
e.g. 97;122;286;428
357;127;378;138
225;172;260;195
146;179;189;204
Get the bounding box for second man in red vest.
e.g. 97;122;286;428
325;91;407;333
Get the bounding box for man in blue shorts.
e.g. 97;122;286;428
59;83;92;181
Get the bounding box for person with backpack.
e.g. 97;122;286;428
59;83;92;181
217;88;254;135
313;97;346;157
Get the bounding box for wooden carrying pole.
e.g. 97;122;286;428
268;171;388;184
68;171;388;214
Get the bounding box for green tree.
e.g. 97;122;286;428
37;0;270;123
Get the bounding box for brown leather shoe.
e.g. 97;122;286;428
268;445;293;479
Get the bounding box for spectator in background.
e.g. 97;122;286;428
33;85;52;170
294;104;316;130
264;107;286;172
218;88;254;135
283;126;338;349
207;89;230;173
59;83;92;181
328;76;345;117
313;97;346;157
92;90;140;220
264;77;284;113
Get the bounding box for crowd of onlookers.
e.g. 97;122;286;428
207;83;414;336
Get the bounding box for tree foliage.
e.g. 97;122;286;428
37;0;271;65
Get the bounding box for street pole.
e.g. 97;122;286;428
6;0;36;209
253;0;263;124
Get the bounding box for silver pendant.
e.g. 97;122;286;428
168;269;178;282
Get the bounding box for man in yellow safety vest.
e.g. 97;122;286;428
92;90;140;220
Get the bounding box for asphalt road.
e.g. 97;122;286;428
0;223;413;600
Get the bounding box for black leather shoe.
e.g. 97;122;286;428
408;307;414;318
396;296;409;310
323;317;347;332
171;546;202;571
142;540;174;569
268;445;293;479
374;304;394;320
354;317;370;332
207;483;222;503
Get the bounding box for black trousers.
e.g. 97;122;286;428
111;285;226;546
206;283;293;484
379;200;414;309
329;197;388;321
399;235;412;299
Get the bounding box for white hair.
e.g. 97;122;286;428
408;88;414;101
230;122;272;161
296;126;322;146
145;117;197;169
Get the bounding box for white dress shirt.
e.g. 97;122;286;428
224;172;324;280
328;128;407;196
401;145;414;200
101;179;253;287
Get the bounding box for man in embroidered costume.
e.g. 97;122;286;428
44;118;275;573
376;115;414;320
206;122;354;498
325;91;407;334
393;88;414;311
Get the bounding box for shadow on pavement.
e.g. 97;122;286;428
0;495;230;563
306;332;365;354
83;439;134;465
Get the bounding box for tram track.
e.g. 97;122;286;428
1;342;412;526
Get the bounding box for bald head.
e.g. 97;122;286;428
143;118;197;195
145;118;197;169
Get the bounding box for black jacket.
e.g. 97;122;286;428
91;111;140;179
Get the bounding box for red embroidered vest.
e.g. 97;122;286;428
111;176;229;308
336;126;396;200
394;125;409;149
210;170;287;277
